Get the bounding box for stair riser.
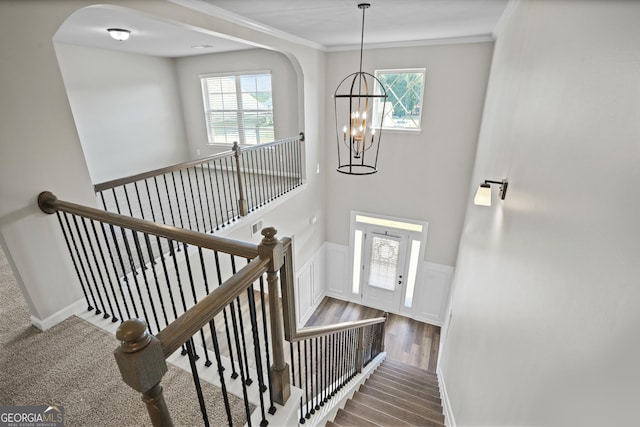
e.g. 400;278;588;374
359;384;445;424
376;365;440;388
366;377;442;406
371;371;441;397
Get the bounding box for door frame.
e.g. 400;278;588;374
348;211;429;316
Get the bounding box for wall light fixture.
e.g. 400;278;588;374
107;28;131;41
474;179;508;206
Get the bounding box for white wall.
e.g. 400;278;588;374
176;48;300;158
324;41;494;267
440;1;640;425
0;0;325;329
55;43;190;183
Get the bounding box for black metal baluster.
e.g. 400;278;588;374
210;161;225;230
168;241;189;356
79;216;110;317
330;333;336;398
304;339;310;419
323;335;329;404
157;236;179;323
230;256;252;385
268;146;277;201
181;242;203;361
319;335;327;406
170;172;186;230
56;212;92;312
226;157;239;221
120;231;153;333
257;149;267;206
205;162;221;231
315;336;320;411
199;163;214;232
208;319;233;426
196;247;212;367
95;212;131;320
128;231;157;333
247;286;268;426
162;175;178;228
218;158;232;225
298;341;304;424
289;341;295;387
143;234;169;329
213;251;238;379
187;167;204;232
258;277;276;415
309;337;315;415
110;225;137;318
89;219;120;322
185;339;210;427
228;156;240;220
178;169;194;231
131;231;161;332
277;144;284;197
229;299;253;427
70;215;100;315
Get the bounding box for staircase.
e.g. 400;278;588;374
327;359;446;427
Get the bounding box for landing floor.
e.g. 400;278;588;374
305;297;440;373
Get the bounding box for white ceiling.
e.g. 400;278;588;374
53;1;510;58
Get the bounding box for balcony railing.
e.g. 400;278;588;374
38;153;385;426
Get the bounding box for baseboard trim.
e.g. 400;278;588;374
437;366;456;427
30;299;86;331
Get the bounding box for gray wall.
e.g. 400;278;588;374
440;1;640;425
324;41;494;267
55;44;190;183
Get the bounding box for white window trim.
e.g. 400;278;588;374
373;68;426;134
200;70;274;147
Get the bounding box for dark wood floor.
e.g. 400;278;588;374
305;297;440;373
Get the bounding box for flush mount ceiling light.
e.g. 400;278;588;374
474;179;508;206
334;3;388;175
107;28;131;41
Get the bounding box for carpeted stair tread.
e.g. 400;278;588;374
370;371;441;400
352;391;442;426
359;384;445;425
344;398;414;426
376;364;440;388
365;376;442;406
334;407;382;426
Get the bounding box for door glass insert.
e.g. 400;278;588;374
368;235;400;291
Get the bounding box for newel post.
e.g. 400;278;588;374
355;327;365;374
232;141;249;216
114;319;173;427
259;227;291;405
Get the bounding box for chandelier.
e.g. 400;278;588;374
334;3;388;175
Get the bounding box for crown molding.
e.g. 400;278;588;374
326;34;496;53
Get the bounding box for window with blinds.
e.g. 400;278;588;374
200;72;274;145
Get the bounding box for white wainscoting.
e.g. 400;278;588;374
294;244;325;326
296;242;453;328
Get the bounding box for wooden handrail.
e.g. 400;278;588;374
156;255;270;357
238;132;305;153
290;317;387;341
93;133;305;192
93;150;234;192
279;237;386;342
37;191;259;259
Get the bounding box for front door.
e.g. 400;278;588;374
360;230;409;313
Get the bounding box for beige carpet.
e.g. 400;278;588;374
0;245;250;426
